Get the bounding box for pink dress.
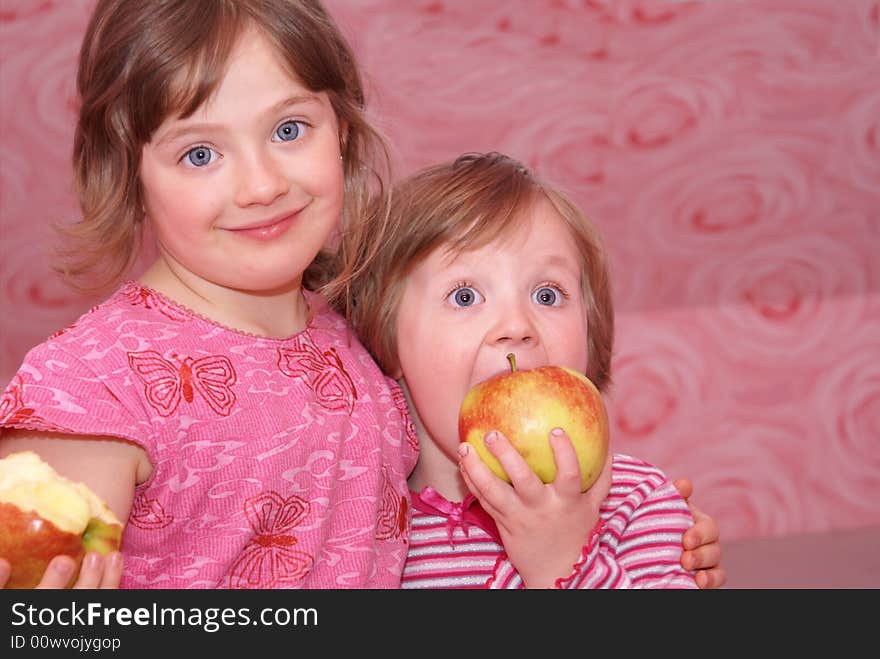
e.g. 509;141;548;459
0;282;419;588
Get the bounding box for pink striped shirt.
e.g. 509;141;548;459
402;454;698;589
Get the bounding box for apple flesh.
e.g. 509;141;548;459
459;353;609;492
0;451;123;589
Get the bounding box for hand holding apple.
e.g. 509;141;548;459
0;451;123;589
458;353;609;492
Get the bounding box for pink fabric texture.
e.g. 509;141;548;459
403;454;697;589
0;282;419;588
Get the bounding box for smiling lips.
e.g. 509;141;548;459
227;211;300;240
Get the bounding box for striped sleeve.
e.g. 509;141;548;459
488;519;610;589
556;455;698;589
613;476;699;588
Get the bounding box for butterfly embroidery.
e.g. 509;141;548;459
0;376;68;432
129;494;174;530
121;283;189;321
0;376;33;423
277;335;358;414
227;492;314;589
128;351;236;417
391;385;419;452
375;467;409;542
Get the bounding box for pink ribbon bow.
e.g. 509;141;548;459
410;486;501;547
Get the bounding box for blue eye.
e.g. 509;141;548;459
274;120;303;142
533;286;563;306
447;286;484;307
184;146;218;167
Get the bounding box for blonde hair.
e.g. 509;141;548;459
60;0;390;292
325;152;614;391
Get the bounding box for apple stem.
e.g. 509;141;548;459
507;353;517;372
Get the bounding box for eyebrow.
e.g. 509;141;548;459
442;249;581;278
533;253;581;270
153;93;324;147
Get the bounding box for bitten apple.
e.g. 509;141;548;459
459;353;609;492
0;451;123;589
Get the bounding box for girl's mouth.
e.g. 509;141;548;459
227;211;300;240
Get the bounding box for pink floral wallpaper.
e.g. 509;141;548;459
0;0;878;545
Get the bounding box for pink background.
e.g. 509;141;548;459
1;1;878;583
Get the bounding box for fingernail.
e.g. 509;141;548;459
109;552;123;569
52;560;74;576
485;431;498;444
86;553;104;569
458;443;469;457
551;427;565;437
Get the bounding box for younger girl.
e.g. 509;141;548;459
0;0;416;588
329;152;716;588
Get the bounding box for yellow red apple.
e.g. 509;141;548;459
458;353;609;492
0;451;123;589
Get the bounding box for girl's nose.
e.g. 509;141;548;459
487;301;538;348
235;151;289;207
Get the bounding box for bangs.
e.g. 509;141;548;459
411;156;540;261
162;12;244;120
444;192;537;256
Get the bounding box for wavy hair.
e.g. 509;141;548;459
59;0;390;292
324;152;614;390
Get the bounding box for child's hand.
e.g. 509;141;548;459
0;552;123;589
458;428;612;589
672;478;726;589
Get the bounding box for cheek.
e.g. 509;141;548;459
304;145;345;201
396;312;465;386
396;322;466;437
545;313;590;373
396;327;444;386
148;198;213;243
143;173;213;225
